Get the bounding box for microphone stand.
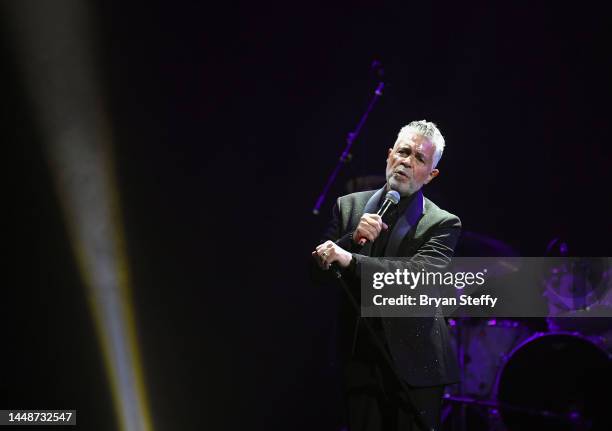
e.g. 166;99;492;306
312;76;385;215
331;266;432;431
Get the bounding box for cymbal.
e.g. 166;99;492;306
345;175;386;193
452;231;520;278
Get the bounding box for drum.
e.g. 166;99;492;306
450;319;531;398
495;332;612;431
547;313;612;337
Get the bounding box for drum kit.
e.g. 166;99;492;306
443;234;612;431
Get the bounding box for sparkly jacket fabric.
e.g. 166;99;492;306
322;186;461;387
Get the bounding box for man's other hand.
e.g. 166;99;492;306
312;240;353;270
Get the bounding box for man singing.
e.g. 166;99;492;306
313;120;460;430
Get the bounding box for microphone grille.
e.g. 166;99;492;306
385;190;400;205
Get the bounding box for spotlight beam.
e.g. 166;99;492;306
6;2;154;430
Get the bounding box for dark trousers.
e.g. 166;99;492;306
345;384;443;431
344;320;444;431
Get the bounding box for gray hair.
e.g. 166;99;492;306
398;120;445;169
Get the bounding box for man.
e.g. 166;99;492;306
312;120;460;430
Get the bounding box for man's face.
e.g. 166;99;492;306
385;131;439;196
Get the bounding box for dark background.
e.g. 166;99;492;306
3;1;612;430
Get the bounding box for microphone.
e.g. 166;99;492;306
329;190;400;278
357;190;400;246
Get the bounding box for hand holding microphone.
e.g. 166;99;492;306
353;190;400;246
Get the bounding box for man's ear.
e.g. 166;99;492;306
386;148;393;161
424;169;439;184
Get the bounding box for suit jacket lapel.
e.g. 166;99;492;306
385;190;424;257
361;187;386;256
363;187;385;214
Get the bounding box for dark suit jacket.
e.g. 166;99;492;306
320;187;461;387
